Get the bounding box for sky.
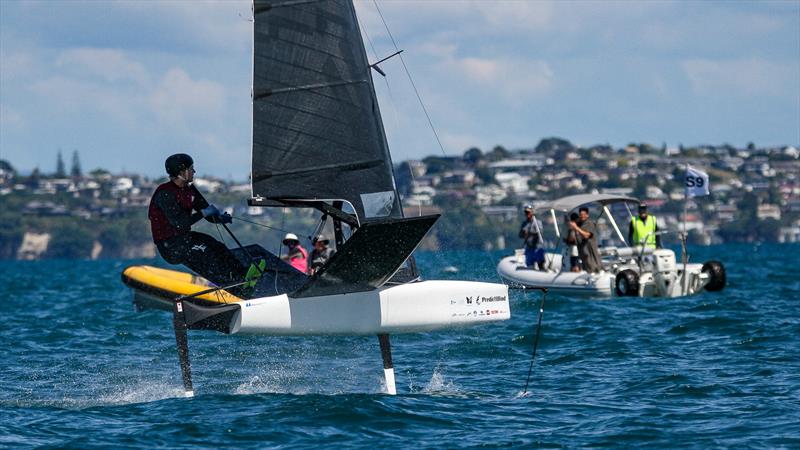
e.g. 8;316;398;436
1;0;798;179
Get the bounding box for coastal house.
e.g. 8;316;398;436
778;220;800;243
229;183;251;193
481;205;518;222
22;200;69;216
406;160;427;178
111;177;135;196
646;186;666;199
756;204;781;221
413;175;440;188
405;185;435;207
495;172;530;194
715;203;738;222
192;178;223;193
439;170;476;189
474;184;507;206
488;158;543;175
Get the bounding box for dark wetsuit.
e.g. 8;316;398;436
309;247;336;275
149;181;245;287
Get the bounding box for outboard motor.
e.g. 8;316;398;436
652;249;678;296
653;249;676;272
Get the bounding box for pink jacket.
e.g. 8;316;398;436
288;244;308;273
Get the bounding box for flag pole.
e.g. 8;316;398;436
681;163;689;296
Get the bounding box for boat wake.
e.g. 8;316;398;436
98;379;188;405
421;370;460;394
1;378;190;410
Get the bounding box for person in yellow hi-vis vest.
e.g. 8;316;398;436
627;203;662;249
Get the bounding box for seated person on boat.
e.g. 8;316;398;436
309;234;336;275
281;233;308;273
148;153;251;293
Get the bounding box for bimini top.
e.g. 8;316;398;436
537;194;640;212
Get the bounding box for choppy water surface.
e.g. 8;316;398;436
1;244;798;448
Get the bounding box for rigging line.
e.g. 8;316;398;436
361;8;417;215
231;215;292;234
365;3;425;219
485;249;505;285
371;0;448;158
522;288;547;396
362;13;403;153
210;221;232;304
361;12;401;127
213;221;226;245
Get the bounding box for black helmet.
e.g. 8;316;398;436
165;153;193;177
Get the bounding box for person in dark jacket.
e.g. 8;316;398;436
148;153;246;288
569;207;602;273
308;234;336;275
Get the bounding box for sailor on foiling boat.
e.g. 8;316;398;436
121;0;511;396
148;153;258;295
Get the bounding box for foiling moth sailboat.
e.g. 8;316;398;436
121;0;510;396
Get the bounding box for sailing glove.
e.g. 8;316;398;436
218;212;233;224
202;204;220;218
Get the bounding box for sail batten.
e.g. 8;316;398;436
251;0;402;222
253;79;368;101
253;159;382;183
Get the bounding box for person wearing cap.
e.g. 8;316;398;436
309;234;336;275
628;203;661;249
149;153;247;289
519;205;545;270
281;233;308;273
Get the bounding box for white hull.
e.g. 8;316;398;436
497;255;614;296
231;280;510;335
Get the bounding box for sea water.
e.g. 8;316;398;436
1;244;798;448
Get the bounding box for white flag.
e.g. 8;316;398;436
684;166;710;197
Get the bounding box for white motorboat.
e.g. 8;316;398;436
497;194;726;298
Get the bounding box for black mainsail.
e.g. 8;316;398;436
250;0;402;224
